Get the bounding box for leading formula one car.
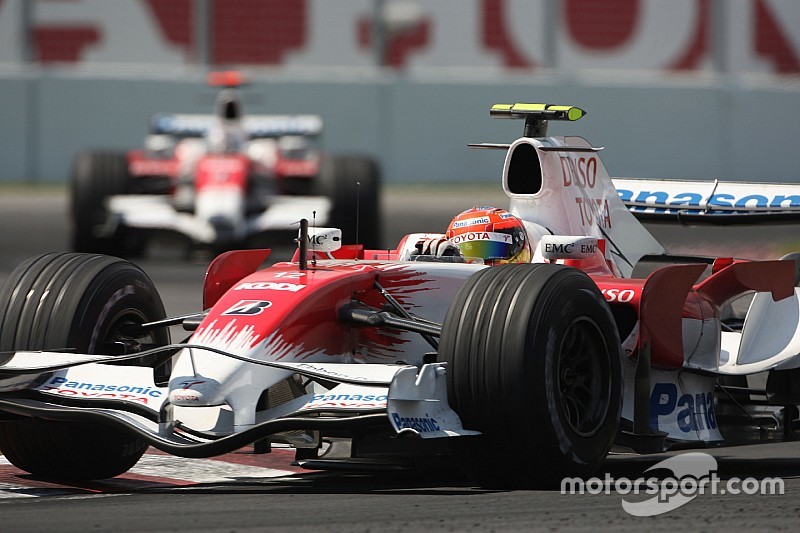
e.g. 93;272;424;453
3;103;800;489
70;71;381;256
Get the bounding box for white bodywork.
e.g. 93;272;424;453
504;136;665;277
621;362;723;443
712;290;800;374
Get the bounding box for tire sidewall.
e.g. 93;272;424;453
317;155;382;248
70;151;130;254
530;283;622;478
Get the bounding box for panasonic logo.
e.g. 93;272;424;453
47;376;162;397
451;217;490;229
391;413;441;433
617;189;800;210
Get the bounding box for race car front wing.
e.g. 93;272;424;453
0;346;477;459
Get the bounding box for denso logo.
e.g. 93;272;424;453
235;281;305;292
650;383;717;433
600;288;636;303
561;156;598;189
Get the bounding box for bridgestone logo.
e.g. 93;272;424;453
222;300;273;315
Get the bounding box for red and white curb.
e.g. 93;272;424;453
0;448;307;499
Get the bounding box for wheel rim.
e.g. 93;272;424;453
96;308;156;355
556;317;613;437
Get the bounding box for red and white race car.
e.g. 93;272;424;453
70;71;381;255
3;103;800;488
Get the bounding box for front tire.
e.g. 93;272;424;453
439;263;622;489
70;150;139;256
0;253;170;480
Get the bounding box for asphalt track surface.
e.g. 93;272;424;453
1;186;800;532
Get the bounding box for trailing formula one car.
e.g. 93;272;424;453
70;71;381;256
4;103;800;489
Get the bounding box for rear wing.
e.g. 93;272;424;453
613;177;800;223
150;113;323;139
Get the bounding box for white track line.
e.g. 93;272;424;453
0;452;301;500
128;453;297;483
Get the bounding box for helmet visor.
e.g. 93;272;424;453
453;231;517;261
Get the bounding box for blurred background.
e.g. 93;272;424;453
0;0;798;185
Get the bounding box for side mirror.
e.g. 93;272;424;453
540;235;600;260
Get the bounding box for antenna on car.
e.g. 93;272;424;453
311;211;317;267
298;218;308;271
355;181;361;258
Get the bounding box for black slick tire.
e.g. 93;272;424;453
439;263;622;489
0;253;169;480
70;150;135;256
317;155;382;249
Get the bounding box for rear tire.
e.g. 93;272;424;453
0;253;170;480
439;263;622;489
317;155;382;249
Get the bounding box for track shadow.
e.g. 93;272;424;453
130;466;494;497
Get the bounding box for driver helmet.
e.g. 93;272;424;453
445;206;531;265
208;88;248;153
